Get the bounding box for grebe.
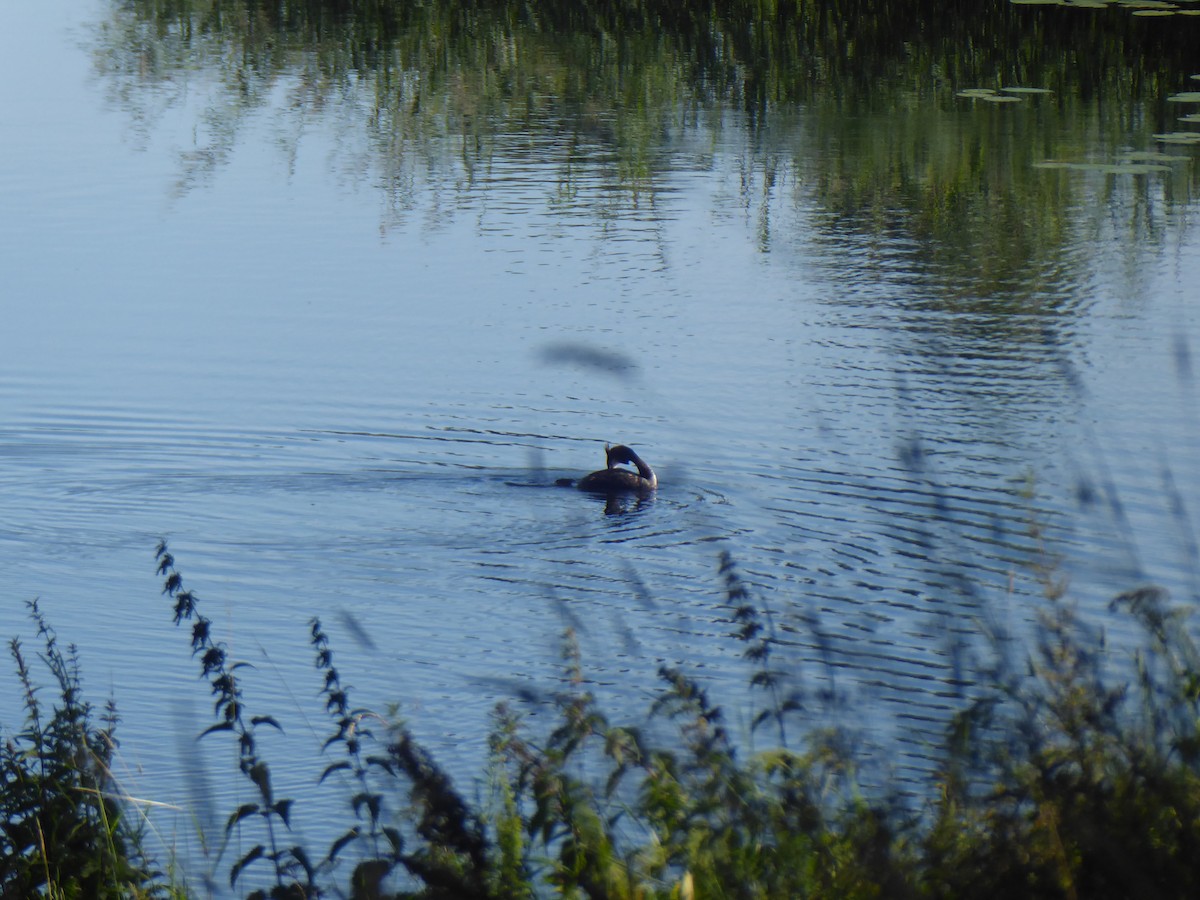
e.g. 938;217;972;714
576;444;657;493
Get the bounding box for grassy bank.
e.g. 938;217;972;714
3;541;1199;898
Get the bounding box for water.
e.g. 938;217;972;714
3;0;1200;889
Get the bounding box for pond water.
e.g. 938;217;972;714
3;0;1200;889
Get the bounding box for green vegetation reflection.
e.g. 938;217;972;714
96;1;1199;198
91;1;1200;326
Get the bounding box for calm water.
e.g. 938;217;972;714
3;0;1200;887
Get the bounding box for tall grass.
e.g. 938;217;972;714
6;540;1200;897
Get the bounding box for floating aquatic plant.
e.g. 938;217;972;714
957;89;1022;103
1118;150;1189;163
1011;0;1200;11
1034;160;1173;173
1154;131;1200;144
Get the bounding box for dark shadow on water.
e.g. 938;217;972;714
537;342;640;382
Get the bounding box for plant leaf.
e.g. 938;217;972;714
319;760;353;784
273;799;293;827
230;845;265;887
329;827;361;861
225;802;260;833
200;721;235;739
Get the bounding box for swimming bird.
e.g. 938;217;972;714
576;444;657;493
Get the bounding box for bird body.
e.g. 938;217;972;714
576;444;657;493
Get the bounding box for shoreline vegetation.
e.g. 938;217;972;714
3;540;1200;898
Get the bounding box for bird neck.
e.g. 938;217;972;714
628;452;654;482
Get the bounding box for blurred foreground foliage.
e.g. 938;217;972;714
0;601;169;898
8;542;1200;897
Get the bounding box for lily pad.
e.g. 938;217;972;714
1110;164;1175;173
1119;151;1189;162
1034;160;1173;173
1167;92;1200;102
1001;86;1054;94
1179;113;1200;123
957;89;1022;103
1154;131;1200;143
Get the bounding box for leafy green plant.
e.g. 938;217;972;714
8;538;1166;899
924;583;1200;899
0;599;165;898
156;542;314;899
311;616;404;896
157;541;497;900
312;615;494;898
